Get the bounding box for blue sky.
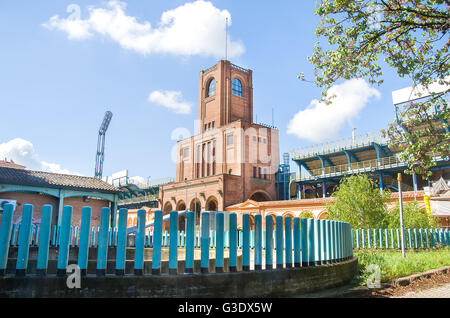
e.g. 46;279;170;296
0;0;413;182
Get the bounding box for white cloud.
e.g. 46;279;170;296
287;79;381;142
42;0;245;58
148;90;192;114
0;138;81;175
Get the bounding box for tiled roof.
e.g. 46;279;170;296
0;167;122;194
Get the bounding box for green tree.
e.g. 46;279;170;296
385;201;437;228
326;174;391;228
308;0;449;177
300;210;315;219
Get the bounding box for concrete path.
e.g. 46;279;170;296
395;283;450;298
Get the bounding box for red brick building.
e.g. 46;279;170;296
160;60;280;224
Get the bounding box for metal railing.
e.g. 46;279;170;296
291;133;388;160
297;155;407;181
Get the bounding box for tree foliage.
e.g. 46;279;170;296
385;201;437;228
327;174;391;228
308;0;449;177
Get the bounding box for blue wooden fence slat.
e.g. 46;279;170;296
152;210;163;275
265;215;273;270
56;206;72;277
96;207;110;277
215;212;224;273
169;211;178;275
115;208;128;276
36;205;52;276
0;204;14;276
254;214;262;270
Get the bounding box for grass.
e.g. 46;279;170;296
353;248;450;284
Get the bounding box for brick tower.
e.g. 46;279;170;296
160;60;279;225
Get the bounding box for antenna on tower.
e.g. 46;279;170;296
225;17;228;61
272;108;274;127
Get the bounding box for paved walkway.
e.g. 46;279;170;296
395;283;450;298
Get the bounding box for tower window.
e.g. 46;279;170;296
227;134;234;146
207;78;216;97
232;78;242;97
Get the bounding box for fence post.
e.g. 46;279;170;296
265;215;273;270
169;211;179;275
115;208;128;276
373;229;377;249
425;229;429;248
308;218;315;266
229;213;237;273
254;214;262;270
407;229;412;249
36;205;52;276
16;204;33;277
276;216;283;269
152;210;163;275
384;229;389;249
96;207;110;277
134;209;146;276
337;222;343;262
56;206;72;277
356;229;360;249
320;220;326;265
361;229;365;249
285;216;292;268
413;228;418;249
419;229;424;249
77;207;91;276
378;229;383;249
0;204;14;276
215;212;224;273
326;220;331;264
200;212;210;274
293;218;300;268
185;211;195;274
430;229;435;247
243;214;250;271
300;218;308;267
34;225;39;247
313;219;321;266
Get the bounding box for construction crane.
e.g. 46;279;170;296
94;111;113;179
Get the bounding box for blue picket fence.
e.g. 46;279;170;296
352;228;450;250
0;204;353;276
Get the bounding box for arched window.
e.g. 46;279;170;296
232;78;242;97
207;78;216;97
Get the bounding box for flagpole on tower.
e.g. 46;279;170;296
225;17;228;61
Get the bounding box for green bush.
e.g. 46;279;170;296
385;201;437;229
327;174;391;229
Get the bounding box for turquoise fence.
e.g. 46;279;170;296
352;228;450;250
0;204;353;276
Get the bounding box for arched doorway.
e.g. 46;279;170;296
163;202;173;215
205;196;218;211
176;200;186;211
249;191;270;202
176;200;187;232
190;198;202;226
163;202;173;232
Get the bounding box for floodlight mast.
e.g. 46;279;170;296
95;111;113;179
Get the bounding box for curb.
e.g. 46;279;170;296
316;265;450;298
388;265;450;287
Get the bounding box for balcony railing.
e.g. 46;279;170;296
297;155;407;181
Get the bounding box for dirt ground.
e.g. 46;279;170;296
365;272;450;298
